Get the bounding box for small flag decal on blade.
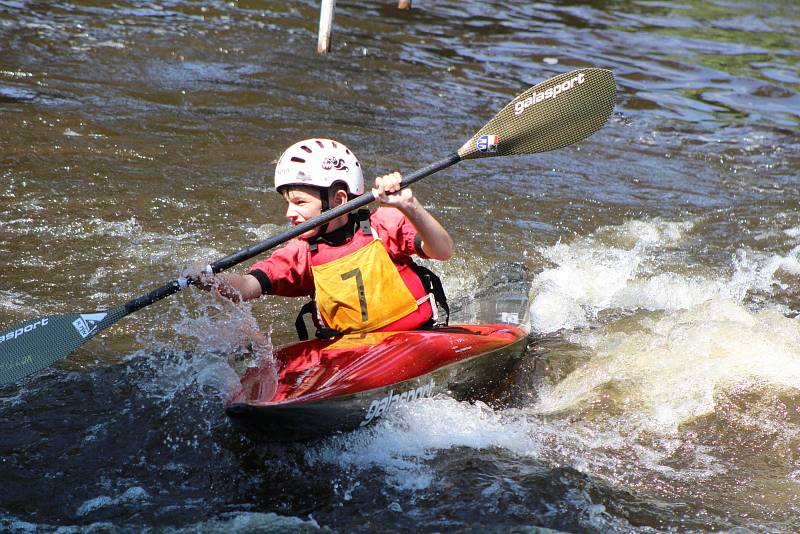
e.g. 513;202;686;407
73;313;107;338
477;134;499;153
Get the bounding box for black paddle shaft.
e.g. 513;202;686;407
122;153;462;316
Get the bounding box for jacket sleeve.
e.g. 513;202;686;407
372;208;423;261
248;239;315;297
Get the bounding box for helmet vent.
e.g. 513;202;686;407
316;140;325;148
291;157;306;163
300;145;312;153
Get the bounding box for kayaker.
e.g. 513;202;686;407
193;138;453;338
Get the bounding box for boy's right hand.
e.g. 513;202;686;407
373;171;415;210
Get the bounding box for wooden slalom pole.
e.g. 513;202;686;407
317;0;335;54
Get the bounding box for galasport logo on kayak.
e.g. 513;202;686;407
514;71;586;116
361;380;435;426
321;157;348;171
72;313;107;338
0;318;49;344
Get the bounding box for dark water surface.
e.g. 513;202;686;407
1;0;799;532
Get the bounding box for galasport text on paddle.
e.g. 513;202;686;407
0;68;616;386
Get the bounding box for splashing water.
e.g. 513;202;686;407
537;299;800;432
131;278;275;403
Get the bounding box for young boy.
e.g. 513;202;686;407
205;138;453;337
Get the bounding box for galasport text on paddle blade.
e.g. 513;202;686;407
0;308;127;385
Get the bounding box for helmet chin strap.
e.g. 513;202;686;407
317;187;331;236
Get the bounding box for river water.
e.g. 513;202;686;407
1;0;799;532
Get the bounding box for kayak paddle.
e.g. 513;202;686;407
0;68;615;386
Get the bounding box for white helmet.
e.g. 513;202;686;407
274;138;364;196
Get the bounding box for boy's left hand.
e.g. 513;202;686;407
373;171;414;208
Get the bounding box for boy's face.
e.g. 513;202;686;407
283;186;324;238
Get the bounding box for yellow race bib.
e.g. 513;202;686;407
311;238;419;333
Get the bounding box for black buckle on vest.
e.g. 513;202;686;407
314;327;343;340
295;301;344;340
357;209;372;236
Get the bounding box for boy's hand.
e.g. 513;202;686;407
181;261;215;290
372;171;415;209
372;172;454;261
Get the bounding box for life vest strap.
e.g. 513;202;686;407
408;262;450;327
294;300;315;341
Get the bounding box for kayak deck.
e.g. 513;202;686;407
226;323;530;441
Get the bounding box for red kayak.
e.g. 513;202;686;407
225;323;530;441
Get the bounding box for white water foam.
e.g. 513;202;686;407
76;487;149;517
307;397;537;491
163;512;324;533
527;218;800;334
537;298;800;432
529;219;699;333
527;217;800;425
